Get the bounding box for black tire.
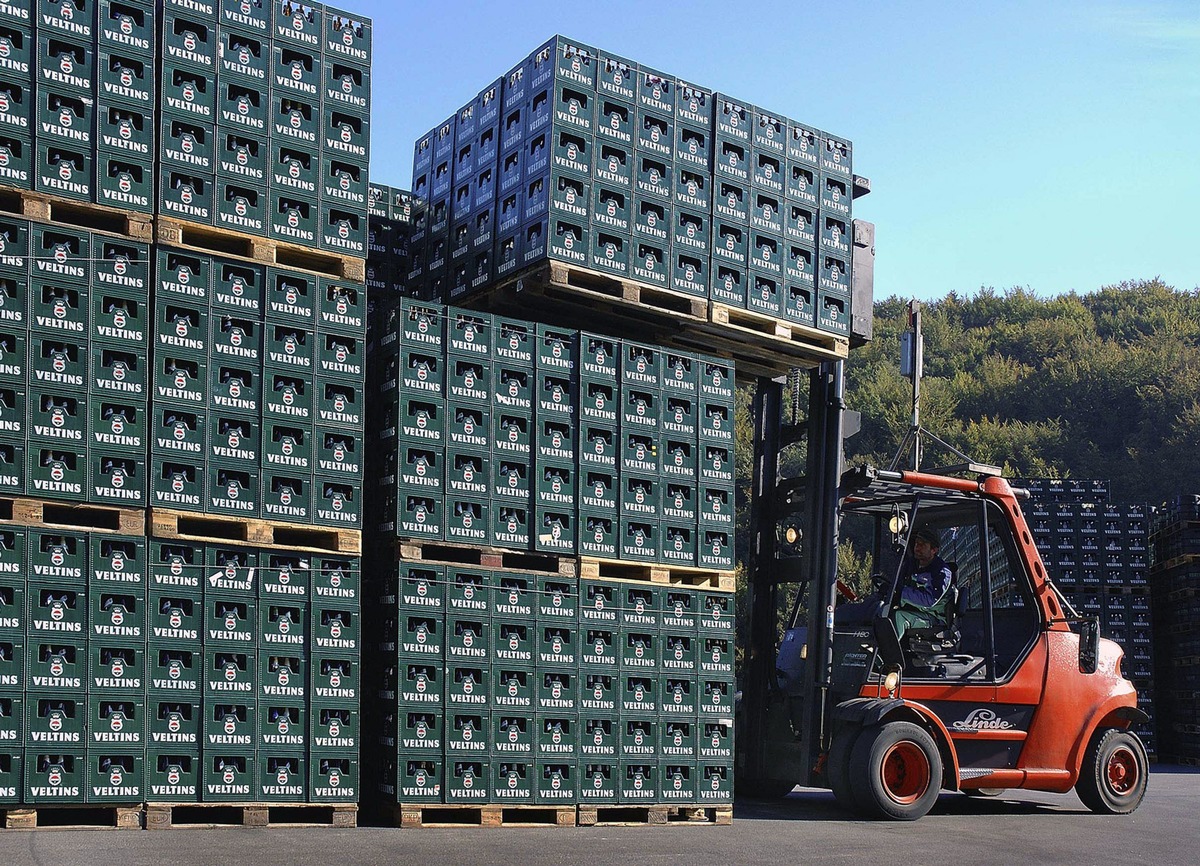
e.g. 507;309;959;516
1075;728;1148;815
827;727;863;815
848;721;943;821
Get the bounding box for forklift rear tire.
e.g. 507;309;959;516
1075;728;1148;815
849;721;943;821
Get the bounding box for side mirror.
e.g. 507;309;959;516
1078;617;1100;674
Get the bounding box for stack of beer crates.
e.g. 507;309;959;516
1024;479;1156;755
0;0;370;821
1149;495;1200;766
403;34;856;340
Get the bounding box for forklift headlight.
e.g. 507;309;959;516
784;525;800;546
883;670;901;695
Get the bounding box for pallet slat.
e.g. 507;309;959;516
392;804;575;828
151;509;362;554
576;805;732;826
579;558;735;590
0;496;145;534
2;805;142;830
145;802;357;830
156;217;364;282
0;188;153;241
396;539;576;576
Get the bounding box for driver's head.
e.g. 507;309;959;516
911;526;940;567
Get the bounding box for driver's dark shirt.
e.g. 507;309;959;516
899;554;952;611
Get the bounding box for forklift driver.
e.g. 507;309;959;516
834;526;953;641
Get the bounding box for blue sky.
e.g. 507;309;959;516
363;1;1198;302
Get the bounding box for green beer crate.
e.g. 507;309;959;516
698;762;733;803
700;720;735;763
218;80;267;137
27;581;87;639
699;528;734;570
537;669;576;715
0;438;23;494
699;678;734;718
661;677;697;715
0;635;22;690
312;601;358;655
218;28;268;86
205;647;256;702
445;495;488;545
660;718;696;761
87;695;145;749
445;758;487;803
28;639;84;692
492;619;533;667
0;327;26;384
0;575;23;634
0;133;30;190
36;142;94;204
29;529;85;584
204;700;256;752
160;61;213;122
661;632;696;675
579;714;616;760
210;360;261;416
578;760;617;804
150;594;204;647
618;760;656;803
27;388;78;446
156;247;211;304
207;411;259;466
491;666;532;714
0;80;29;147
159;167;212;224
31;336;85;393
310;754;358;803
217;130;267;188
27;693;86;748
265;321;313;372
28;446;85;498
312;704;359;752
259;601;307;650
25;750;85;804
257;753;307;802
88;643;145;693
534;714;577;762
785;282;816;328
621;674;658;716
0;693;20;750
100;0;152;53
205;544;256;594
491;456;529;501
621;629;658;672
260;652;306;703
492;410;530;458
391;756;441;803
535;760;577;804
89;452;146;506
700;634;734;677
206;465;259;517
267;266;316;324
97;154;152;213
259;703;307;751
492;504;531;550
149;539;204;594
260;549;311;600
660;763;696;804
146;752;200;803
313;554;358;603
37;88;95;151
90;343;147;400
203;753;254;802
396;562;444;614
319;278;365;335
490;759;533;804
580;625;616;669
446;709;489;758
491;713;532;758
311;653;358;705
147;699;200;751
445;662;488;713
92;289;148;354
700;484;734;529
265;370;311;422
147;645;201;693
204;594;256;647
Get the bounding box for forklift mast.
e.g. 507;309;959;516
740;361;846;790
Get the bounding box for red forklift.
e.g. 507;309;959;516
736;360;1150;820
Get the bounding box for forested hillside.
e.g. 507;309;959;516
844;280;1200;504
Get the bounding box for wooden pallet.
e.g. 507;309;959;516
145;802;357;829
396;539;576;577
392;803;575;828
151;508;362;554
0;496;145;535
576;804;732;826
679;303;849;378
579;558;735;590
506;261;708;320
156;217;365;282
2;805;142;830
0;187;153;241
1158;554;1199;573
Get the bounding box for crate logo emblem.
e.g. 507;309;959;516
49;710;64;732
168;713;181;733
111;411;127;434
51;462;65;481
223;765;235;784
276;766;289;786
341;75;353;94
182;82;195;101
334;393;347;411
329;617;343;637
633;771;644;790
180;185;194;204
58;159;74;181
110;711;125;732
237;96;250;116
223;713;237;734
172;474;185;492
167;766;181;785
50;655;65;676
277;615;290;634
110;605;125;625
184;32;197;51
234;197;248;216
49;765;63;786
60;53;74;75
329;718;341;737
59;107;75;129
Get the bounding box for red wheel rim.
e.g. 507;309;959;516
880;741;931;804
1106;747;1139;796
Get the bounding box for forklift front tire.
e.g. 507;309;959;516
1075;728;1149;815
828;728;864;815
849;721;943;821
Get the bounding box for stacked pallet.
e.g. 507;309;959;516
1024;479;1156;754
0;0;371;824
1149;495;1200;766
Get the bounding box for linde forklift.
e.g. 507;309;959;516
736;296;1150;820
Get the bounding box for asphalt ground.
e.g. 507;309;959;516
1;767;1196;866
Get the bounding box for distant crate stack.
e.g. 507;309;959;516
1023;479;1156;754
1149;495;1200;766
